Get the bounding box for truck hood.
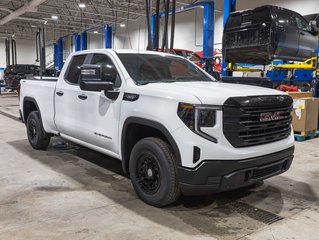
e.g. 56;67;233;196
141;81;283;105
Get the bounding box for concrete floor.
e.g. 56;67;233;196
0;93;319;240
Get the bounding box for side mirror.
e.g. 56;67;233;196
79;64;114;92
309;20;319;31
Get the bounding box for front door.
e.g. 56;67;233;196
275;8;299;59
77;53;124;154
294;14;318;59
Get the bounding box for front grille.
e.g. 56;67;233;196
223;95;293;148
224;26;271;49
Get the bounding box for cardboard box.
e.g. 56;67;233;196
287;92;313;99
292;97;319;133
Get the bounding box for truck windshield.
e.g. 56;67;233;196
117;53;214;85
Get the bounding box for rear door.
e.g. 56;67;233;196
54;53;89;140
274;8;299;59
294;13;317;59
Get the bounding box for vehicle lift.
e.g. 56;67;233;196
54;24;112;73
148;0;215;74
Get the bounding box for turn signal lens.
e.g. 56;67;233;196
177;103;195;130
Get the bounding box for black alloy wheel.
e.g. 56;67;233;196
129;137;180;207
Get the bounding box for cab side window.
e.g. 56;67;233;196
90;54;121;88
276;8;296;26
66;54;87;84
294;15;310;31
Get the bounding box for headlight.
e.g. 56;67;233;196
177;103;218;143
197;107;216;128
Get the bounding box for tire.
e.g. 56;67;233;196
26;111;51;150
129;137;181;207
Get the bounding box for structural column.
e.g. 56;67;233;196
57;38;64;71
104;25;112;49
81;31;88;50
222;0;236;76
202;1;214;60
73;33;81;52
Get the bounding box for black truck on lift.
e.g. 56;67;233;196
223;5;318;65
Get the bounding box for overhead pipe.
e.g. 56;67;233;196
161;0;169;52
41;27;46;74
170;0;176;52
11;39;14;65
0;6;46;23
154;0;160;50
37;27;46;77
0;7;13;14
0;0;47;25
145;0;152;50
17;16;46;23
11;38;17;65
35;30;40;62
5;38;10;67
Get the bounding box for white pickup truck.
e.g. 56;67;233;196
19;49;294;207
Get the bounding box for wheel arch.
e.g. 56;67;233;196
121;117;181;173
22;97;41;124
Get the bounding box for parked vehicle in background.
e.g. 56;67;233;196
223;5;318;65
172;49;203;68
195;49;223;72
4;64;40;91
20;49;294;207
157;48;203;67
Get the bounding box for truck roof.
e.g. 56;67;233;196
72;48;176;57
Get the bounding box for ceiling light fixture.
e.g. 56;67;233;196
93;30;98;34
79;3;86;9
120;23;126;27
51;15;58;20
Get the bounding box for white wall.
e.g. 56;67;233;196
0;39;38;68
0;38;54;68
88;32;104;49
0;40;5;68
114;18;148;50
112;8;204;51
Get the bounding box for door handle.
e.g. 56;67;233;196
56;91;64;96
78;94;87;100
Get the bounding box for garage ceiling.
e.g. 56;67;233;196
0;0;198;42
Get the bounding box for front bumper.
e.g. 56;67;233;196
178;146;294;195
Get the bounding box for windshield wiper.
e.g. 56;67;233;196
138;79;177;85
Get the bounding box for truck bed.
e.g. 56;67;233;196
20;78;58;134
